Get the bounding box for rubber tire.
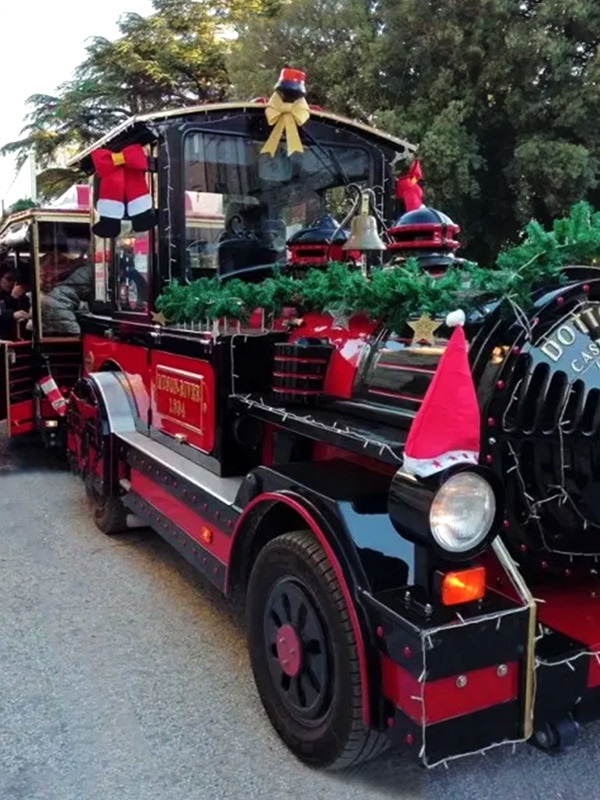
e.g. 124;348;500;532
93;495;128;535
246;530;388;770
85;475;128;535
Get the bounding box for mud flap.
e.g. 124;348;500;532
0;341;35;436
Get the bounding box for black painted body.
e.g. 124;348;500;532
68;102;600;764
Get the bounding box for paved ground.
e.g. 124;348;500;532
1;430;600;800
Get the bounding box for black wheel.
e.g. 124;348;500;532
85;473;128;535
533;716;579;754
246;530;388;770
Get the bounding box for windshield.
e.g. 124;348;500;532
183;130;373;278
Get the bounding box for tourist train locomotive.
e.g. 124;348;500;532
6;68;600;770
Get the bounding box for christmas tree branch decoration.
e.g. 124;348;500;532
156;202;600;331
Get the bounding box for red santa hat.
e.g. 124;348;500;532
402;309;480;478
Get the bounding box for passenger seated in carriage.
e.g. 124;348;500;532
38;258;93;336
0;265;30;339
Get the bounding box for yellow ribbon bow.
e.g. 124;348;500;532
260;92;311;157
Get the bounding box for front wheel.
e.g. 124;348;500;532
246;530;387;770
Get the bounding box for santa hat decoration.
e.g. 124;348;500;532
396;159;424;213
91;144;156;239
402;309;481;478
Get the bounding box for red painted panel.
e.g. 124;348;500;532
130;470;232;564
150;351;215;453
288;311;377;398
83;333;150;422
261;424;276;466
535;584;600;688
231;491;371;725
9;398;35;435
381;654;519;725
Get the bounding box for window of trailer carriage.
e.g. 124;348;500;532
37;221;91;338
182;127;375;279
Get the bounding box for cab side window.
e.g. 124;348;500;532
114;224;150;312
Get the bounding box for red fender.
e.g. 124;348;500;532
231;490;371;726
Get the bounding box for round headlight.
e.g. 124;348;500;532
429;472;496;553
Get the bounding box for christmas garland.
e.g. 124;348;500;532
155;202;600;331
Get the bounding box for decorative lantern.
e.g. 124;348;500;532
287;213;349;267
386;207;461;273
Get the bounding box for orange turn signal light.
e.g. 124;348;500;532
199;526;213;545
440;566;486;606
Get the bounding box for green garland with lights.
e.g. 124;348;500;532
155;202;600;330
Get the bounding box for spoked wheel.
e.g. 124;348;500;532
246;530;387;770
265;578;331;721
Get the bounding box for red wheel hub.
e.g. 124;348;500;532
275;623;302;677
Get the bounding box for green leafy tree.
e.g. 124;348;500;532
230;0;600;264
1;0;272;200
375;0;600;263
8;198;38;214
226;0;382;118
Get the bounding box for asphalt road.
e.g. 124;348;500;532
1;430;599;800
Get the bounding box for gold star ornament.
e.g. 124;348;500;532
407;313;442;345
151;311;167;326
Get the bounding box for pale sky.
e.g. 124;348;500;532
0;0;154;209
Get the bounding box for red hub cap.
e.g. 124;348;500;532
275;623;302;677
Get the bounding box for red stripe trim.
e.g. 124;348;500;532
368;388;422;402
231;491;371;726
130;470;232;563
272;371;324;379
274;357;328;364
381;654;519;724
272;387;321;396
376;363;436;374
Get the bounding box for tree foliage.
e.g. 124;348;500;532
8;198;38;214
227;0;381;118
5;0;600;260
1;0;272;200
229;0;600;264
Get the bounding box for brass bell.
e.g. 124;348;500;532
343;214;387;251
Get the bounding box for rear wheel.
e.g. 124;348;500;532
246;530;387;770
85;475;128;535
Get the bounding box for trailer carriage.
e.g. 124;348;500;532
0;195;91;443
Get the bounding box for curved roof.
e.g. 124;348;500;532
68;101;417;167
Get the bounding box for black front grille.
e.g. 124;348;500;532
470;283;600;572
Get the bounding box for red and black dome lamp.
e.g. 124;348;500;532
387;206;461;271
287;213;349;266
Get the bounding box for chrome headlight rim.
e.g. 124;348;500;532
428;468;499;559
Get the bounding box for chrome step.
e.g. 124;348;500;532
115;430;243;506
